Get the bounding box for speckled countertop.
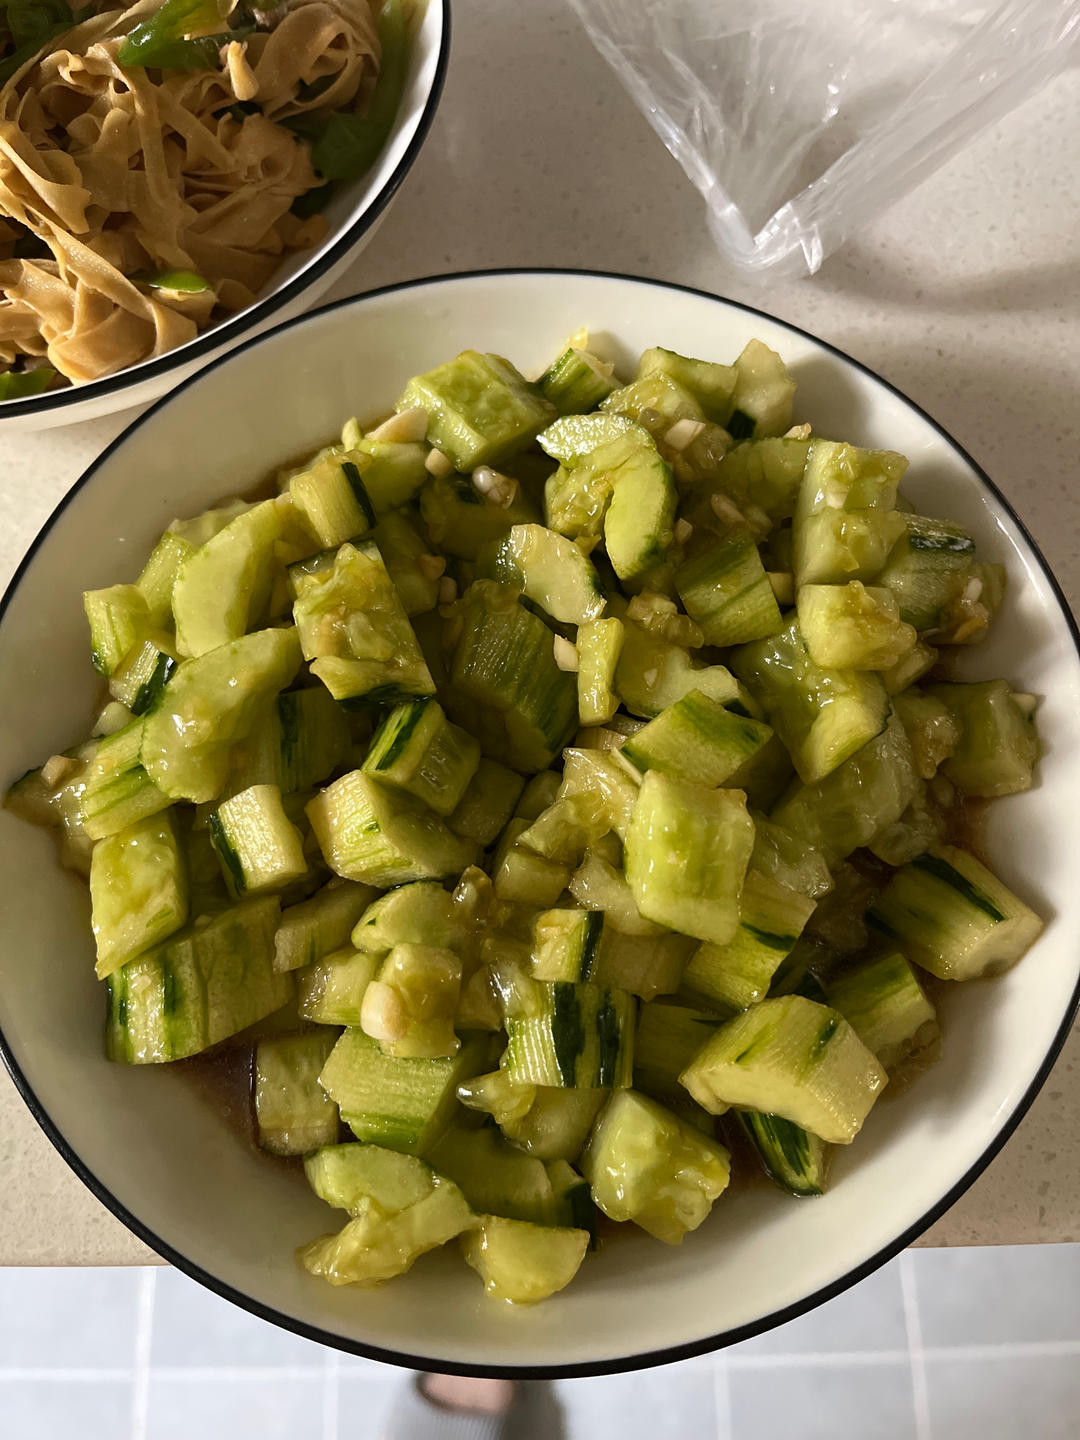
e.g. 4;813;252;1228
1;1;1077;1265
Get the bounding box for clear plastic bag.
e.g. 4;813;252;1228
566;0;1080;277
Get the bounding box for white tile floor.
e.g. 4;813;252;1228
2;1245;1079;1439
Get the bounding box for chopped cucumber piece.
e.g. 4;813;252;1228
825;951;939;1072
731;619;888;784
736;1112;829;1197
292;541;434;708
397;350;556;470
428;1125;587;1228
362;698;481;817
463;1216;589;1304
892;689;960;780
625;772;754;945
500;977;635;1088
602;445;676;584
90;811;188;978
81;719;173;841
421;473;540;560
135;530;195;627
679;871;815;1013
637;346;736;425
770;715;919;862
360;943;461;1059
109;635;178;717
875;514;976;629
297;945;379;1025
492;818;571;906
750;815;834;900
675;531;783;646
569;851;663;936
681;994;887;1144
707;438;810;522
929;680;1039;797
582;1090;731;1243
140;628;302;804
531;908;604;982
84;584;151;677
621;690;772;787
515;770;564;821
230;687;350;796
729;340;795;438
354;438;429;514
516;792;606;865
796;582;917;671
351;880;464;953
167;498;253;549
543;424;657;541
307;771;476;887
615;614;741;718
305;1142;435;1214
634;1002;720;1107
447;758;525;846
288;452;374;549
447;582;577;772
538;410;637;465
274;879;376;973
602;372;704;427
577;617;624;725
559;747;638;840
793;441;908;586
593;926;694;1000
868;847;1043;981
493;523;606;625
105;897;289;1063
173;500;284;657
298;1178;473;1287
209;783;308;896
371;510;440;618
319;1028;487;1154
254;1031;339;1156
881;640;938;695
539;345;618;414
497;1086;606;1162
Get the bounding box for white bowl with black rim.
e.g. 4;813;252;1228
0;1;449;433
0;270;1077;1376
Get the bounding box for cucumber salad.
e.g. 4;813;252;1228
6;334;1044;1306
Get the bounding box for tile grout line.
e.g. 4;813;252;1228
130;1267;157;1440
712;1356;734;1440
322;1348;341;1440
900;1252;933;1440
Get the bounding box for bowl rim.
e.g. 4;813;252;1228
0;0;452;423
2;267;1078;1378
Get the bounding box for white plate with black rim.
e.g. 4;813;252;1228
1;270;1077;1376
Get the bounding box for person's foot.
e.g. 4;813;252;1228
381;1373;564;1439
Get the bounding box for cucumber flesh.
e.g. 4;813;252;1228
254;1031;339;1156
140;628;302;804
494;523;606;625
680;994;887;1144
173;500;284;657
298;1180;473;1287
462;1216;590;1304
625;772;755;945
90;811;187;978
397;350;556;471
582;1089;731;1244
306;770;476;888
868;847;1043;981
